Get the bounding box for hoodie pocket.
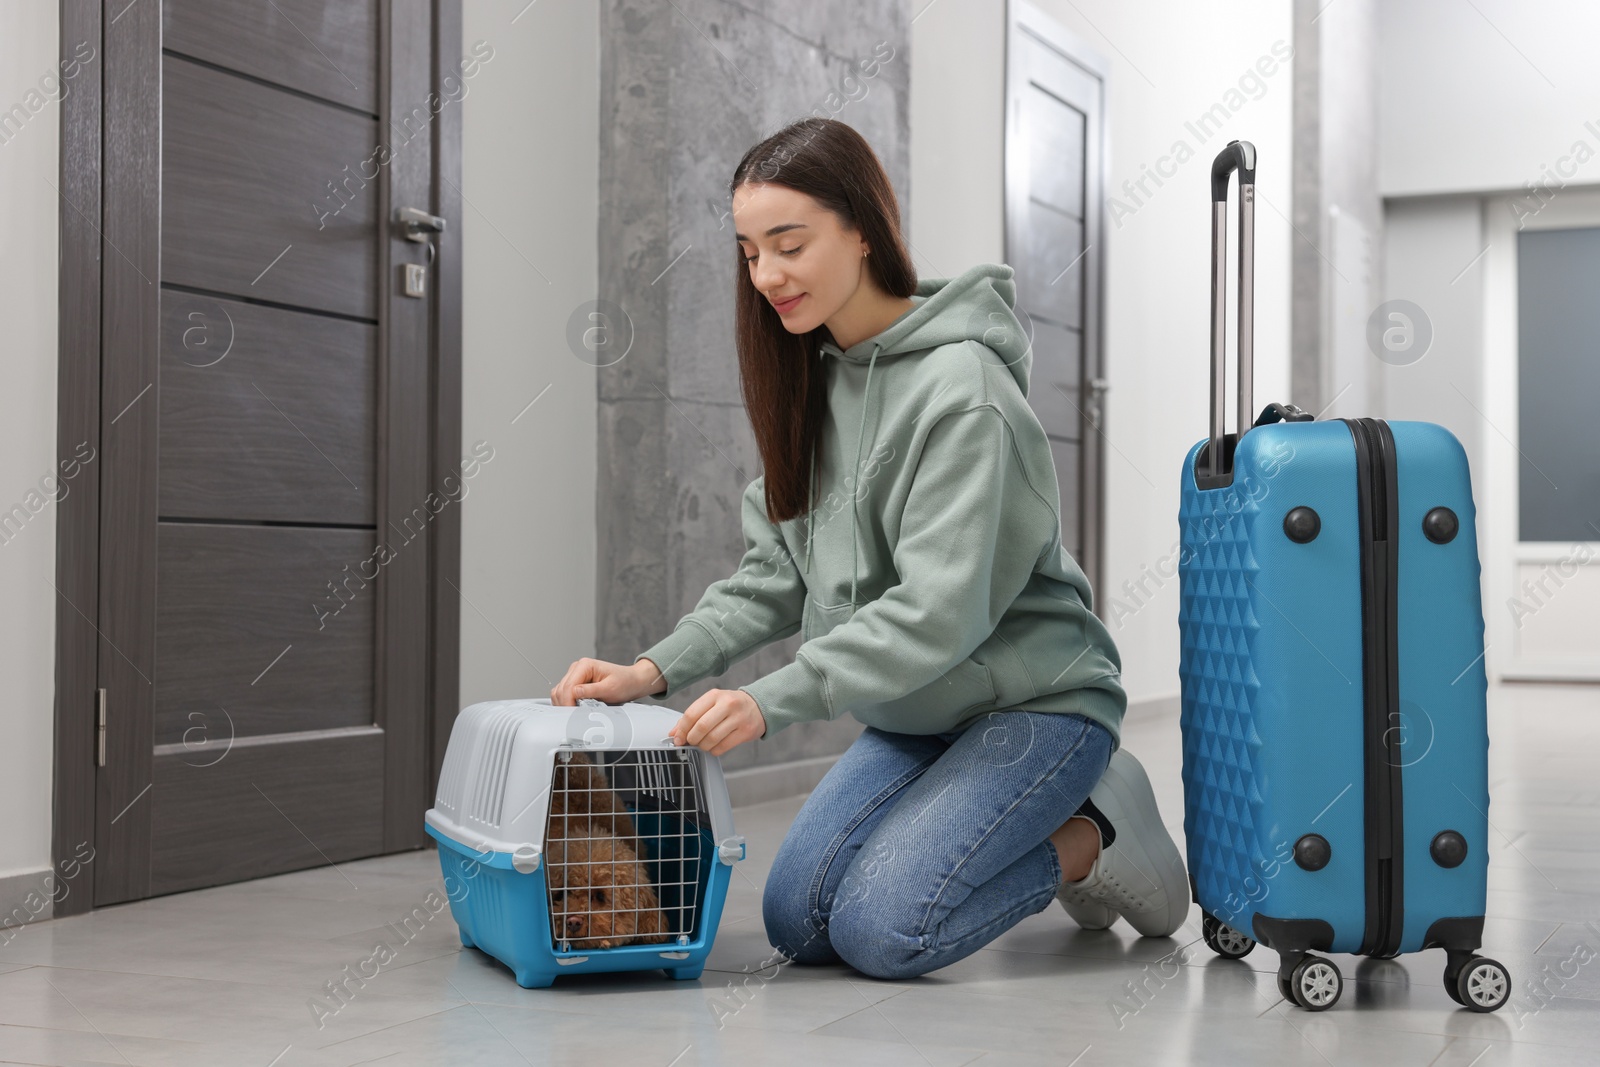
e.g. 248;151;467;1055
799;597;999;727
856;656;998;730
801;595;853;642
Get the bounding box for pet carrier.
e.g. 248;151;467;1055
424;697;746;988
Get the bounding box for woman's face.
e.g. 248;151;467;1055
732;182;869;335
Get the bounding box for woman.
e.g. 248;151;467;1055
551;117;1188;980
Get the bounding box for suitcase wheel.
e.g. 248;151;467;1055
1288;956;1343;1011
1448;957;1511;1012
1201;912;1255;959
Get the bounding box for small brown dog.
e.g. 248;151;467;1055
543;753;673;948
545;820;674;949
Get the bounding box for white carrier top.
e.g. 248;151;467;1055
425;698;743;872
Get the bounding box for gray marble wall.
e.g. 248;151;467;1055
595;1;910;801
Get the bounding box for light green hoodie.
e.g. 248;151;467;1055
634;262;1126;745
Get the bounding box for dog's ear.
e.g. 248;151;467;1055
636;900;668;938
625;863;673;943
547;829;601;884
641;897;676;944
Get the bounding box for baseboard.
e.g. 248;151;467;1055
724;753;842;809
0;866;57;938
1125;693;1180;718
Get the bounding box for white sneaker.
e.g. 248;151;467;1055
1054;817;1118;930
1055;749;1189;938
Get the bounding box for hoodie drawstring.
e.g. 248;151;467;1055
804;452;815;573
805;345;826;574
848;340;883;610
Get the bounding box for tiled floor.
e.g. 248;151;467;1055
2;682;1597;1065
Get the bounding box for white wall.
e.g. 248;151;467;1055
1378;0;1600;198
908;0;1006;272
912;0;1295;707
0;5;62;882
457;2;600;708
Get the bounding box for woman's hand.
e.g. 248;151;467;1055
670;689;766;756
550;657;667;706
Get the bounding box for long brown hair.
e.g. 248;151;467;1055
729;118;916;525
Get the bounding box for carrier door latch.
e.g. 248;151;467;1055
718;835;746;864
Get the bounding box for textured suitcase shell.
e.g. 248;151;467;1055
424;698;745;988
1178;420;1490;956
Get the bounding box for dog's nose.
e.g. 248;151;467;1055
566;916;585;933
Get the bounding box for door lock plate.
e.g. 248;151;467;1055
404;262;427;298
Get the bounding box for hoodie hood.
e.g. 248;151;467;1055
817;262;1031;396
807;263;1032;606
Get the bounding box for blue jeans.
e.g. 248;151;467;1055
762;710;1114;980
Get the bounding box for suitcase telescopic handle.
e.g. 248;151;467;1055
1208;139;1257;480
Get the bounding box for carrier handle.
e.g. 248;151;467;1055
1208;140;1257;480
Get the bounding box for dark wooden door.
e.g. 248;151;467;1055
1005;7;1108;602
94;0;450;902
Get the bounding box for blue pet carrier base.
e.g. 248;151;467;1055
425;699;746;989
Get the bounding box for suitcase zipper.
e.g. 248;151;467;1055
1344;418;1405;958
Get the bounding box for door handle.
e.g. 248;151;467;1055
1086;377;1109;429
396;207;444;297
395;206;446;243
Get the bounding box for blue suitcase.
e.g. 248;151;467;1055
1177;141;1510;1012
